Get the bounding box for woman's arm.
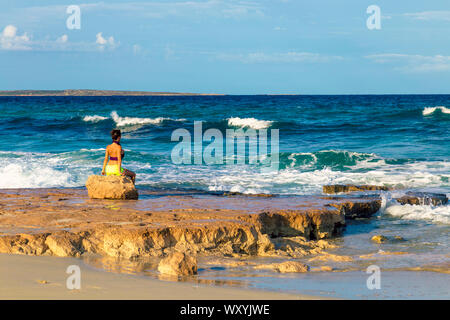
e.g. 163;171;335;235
101;148;108;175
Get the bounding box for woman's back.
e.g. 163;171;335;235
107;143;122;163
102;129;135;183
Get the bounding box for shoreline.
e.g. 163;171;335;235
0;253;319;300
0;187;448;299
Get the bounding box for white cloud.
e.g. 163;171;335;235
216;51;343;63
56;34;68;43
404;11;450;21
95;32;116;49
96;32;114;45
0;25;31;50
366;53;450;73
0;25;118;52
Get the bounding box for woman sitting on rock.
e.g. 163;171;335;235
101;129;136;184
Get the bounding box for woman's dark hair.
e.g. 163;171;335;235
111;129;121;141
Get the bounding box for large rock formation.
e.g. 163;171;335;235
323;184;389;194
396;192;448;206
158;251;198;276
0;189;382;259
86;175;138;200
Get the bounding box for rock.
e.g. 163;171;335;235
157;251;198;276
254;261;310;273
275;261;309;273
328;198;381;219
44;231;84;257
86;175;138;200
371;235;387;244
0;189;385;260
395;192;448;206
323;184;389;194
320;266;333;272
308;253;353;262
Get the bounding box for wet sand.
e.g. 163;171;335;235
0;254;317;300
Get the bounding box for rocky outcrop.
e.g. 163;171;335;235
158;251;198;276
323;184;389;194
396;192;448;206
86;175;138;200
328;198;382;219
0;189;383;260
254;209;345;240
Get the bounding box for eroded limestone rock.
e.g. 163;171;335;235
86;175;138;200
395;192;448;206
0;189;384;260
157;251;197;276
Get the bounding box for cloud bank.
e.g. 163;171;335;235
366;53;450;73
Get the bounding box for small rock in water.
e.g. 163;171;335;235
85;175;138;200
254;261;310;273
371;235;388;244
320;266;333;272
158;251;198;276
275;261;310;273
396;192;448;206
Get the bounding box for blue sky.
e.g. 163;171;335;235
1;0;450;94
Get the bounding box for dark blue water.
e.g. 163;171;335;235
0;95;448;200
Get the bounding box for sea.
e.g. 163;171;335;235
1;94;449;298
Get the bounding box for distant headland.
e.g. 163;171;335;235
0;89;224;96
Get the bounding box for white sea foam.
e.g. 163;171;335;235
83;115;108;122
111;111;185;127
139;156;449;196
0;151;96;188
383;203;450;224
1;148;449;198
82;111;186;127
227;117;273;129
422;106;450;116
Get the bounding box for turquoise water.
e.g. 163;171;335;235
0;95;449;221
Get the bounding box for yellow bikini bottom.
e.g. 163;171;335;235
105;164;124;176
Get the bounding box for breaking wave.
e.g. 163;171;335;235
82;111;186;127
382;202;450;224
227;117;273;129
422;106;450;116
82;115;109;123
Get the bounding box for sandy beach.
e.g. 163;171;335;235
1;253;318;300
